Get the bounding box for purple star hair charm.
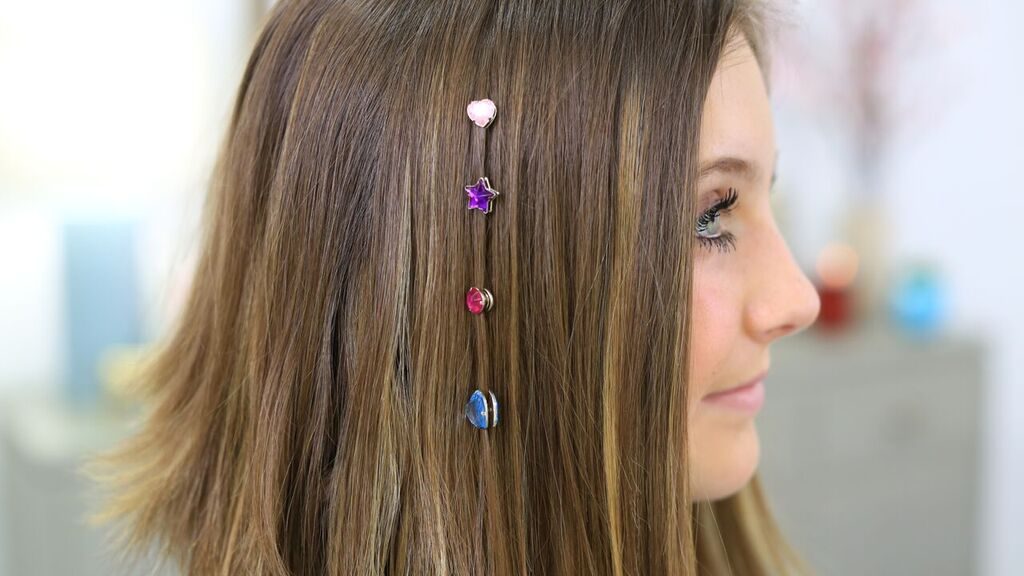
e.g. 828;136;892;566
465;176;500;214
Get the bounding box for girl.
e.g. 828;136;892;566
91;0;821;574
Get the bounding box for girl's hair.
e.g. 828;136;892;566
87;1;808;574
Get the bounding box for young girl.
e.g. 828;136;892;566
92;0;820;574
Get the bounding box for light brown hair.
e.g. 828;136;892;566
87;1;809;574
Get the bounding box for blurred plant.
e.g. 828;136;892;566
772;0;963;318
773;0;962;195
845;0;920;195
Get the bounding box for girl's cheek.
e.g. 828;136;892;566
690;267;740;398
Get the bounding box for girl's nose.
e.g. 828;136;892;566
743;220;821;344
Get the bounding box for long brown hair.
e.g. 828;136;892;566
87;1;809;574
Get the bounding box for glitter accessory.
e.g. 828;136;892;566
466;98;497;128
464;99;500;431
466;287;494;315
465;389;499;429
465;176;499;214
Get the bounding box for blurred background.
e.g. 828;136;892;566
0;0;1019;574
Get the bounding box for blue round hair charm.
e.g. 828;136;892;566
464;389;499;430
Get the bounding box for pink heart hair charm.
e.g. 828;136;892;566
466;98;497;128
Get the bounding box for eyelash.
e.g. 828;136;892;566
695;187;739;253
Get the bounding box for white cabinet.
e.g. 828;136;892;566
758;325;985;575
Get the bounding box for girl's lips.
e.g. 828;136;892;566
702;377;766;414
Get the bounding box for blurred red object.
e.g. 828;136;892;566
816;283;853;331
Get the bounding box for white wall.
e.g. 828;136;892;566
0;3;255;571
0;0;257;391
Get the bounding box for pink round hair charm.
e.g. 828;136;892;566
466;99;497;128
466;287;494;315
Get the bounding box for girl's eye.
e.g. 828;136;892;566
695;187;738;253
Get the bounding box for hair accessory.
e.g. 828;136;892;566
465;287;494;315
466;98;497;128
465;177;500;214
465;389;499;429
463;100;500;433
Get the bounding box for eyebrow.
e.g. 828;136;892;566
698;154;778;187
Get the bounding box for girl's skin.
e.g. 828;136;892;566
688;36;822;502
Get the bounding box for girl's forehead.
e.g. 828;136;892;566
699;37;776;186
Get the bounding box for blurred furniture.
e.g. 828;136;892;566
758;322;985;576
0;392;172;576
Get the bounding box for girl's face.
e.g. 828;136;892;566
687;36;821;502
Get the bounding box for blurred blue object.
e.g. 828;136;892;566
888;263;947;338
62;219;142;405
